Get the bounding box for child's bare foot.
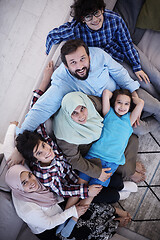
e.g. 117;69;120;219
115;208;131;227
136;162;146;174
130;171;146;183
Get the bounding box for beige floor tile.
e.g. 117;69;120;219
0;0;23;35
21;0;47;17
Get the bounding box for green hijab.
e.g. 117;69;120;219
53;92;103;145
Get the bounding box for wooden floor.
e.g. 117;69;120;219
0;1;160;239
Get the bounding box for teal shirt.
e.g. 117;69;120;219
86;108;133;165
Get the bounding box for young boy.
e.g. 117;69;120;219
46;0;151;89
16;129;102;200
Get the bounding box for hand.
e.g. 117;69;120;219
98;168;112;182
10;121;19;126
7;148;25;168
88;184;102;197
102;89;113;99
76;203;89;218
132;117;140;128
39;61;54;92
135;70;150;84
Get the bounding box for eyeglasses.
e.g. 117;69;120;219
83;10;102;22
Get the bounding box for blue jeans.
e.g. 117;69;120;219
79;161;119;187
133;88;160;136
121;44;160;100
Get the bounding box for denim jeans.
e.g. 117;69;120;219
133;88;160;136
120;44;160;101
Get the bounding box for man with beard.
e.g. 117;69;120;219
17;39;141;134
11;39;151;183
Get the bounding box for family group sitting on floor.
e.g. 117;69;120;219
5;0;160;239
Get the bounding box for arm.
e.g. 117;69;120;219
33;160;89;199
102;89;113;117
130;96;144;126
4;122;25;167
116;17;141;72
116;17;150;83
46;20;75;55
3;123;17;160
15;200;78;230
104;51;140;93
16;84;62;135
56;139;102;179
56;139;111;182
7;63;55;166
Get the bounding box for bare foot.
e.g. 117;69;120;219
136;162;146;174
115;216;131;227
115;208;131;227
130;171;146;183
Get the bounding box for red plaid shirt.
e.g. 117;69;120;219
31;89;88;199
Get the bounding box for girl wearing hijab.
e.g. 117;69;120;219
53;91;105;179
5;164;88;240
53;92;138;198
6;165;131;240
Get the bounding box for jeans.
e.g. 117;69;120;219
120;44;160;100
133;88;160;136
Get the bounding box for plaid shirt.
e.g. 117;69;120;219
30;90;88;199
46;9;141;72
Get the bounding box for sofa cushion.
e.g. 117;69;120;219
0;191;23;240
137;29;160;72
0;156;10;192
136;0;160;32
104;0;117;10
17;223;39;240
114;0;145;44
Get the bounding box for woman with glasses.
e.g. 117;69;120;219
45;0;160;100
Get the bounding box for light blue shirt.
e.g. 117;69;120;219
17;47;140;134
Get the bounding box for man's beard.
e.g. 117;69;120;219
69;66;90;80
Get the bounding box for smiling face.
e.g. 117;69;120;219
83;9;104;31
20;171;39;193
33;140;55;165
114;94;131;117
65;46;90;80
71;105;88;124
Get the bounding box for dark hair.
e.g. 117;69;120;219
70;0;106;22
61;39;89;67
16;130;45;164
110;89;135;112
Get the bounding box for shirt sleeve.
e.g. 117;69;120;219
16;84;63;135
46;21;75;55
104;51;140;92
15;200;78;231
34;164;88;199
56;139;102;179
3;124;16;160
116;17;141;72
